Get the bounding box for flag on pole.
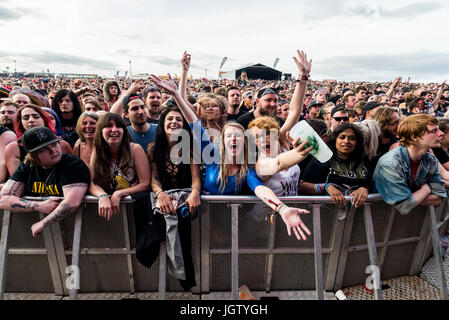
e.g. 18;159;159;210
219;57;227;69
273;57;279;69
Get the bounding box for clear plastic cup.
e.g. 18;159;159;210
289;120;333;163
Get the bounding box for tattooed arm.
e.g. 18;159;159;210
0;179;61;213
31;183;88;237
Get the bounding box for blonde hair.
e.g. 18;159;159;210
217;122;249;193
353;120;381;160
197;93;227;131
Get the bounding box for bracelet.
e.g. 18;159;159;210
98;193;108;199
155;190;163;198
192;186;201;192
300;74;310;81
277;204;288;214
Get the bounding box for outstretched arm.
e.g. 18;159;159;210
254;185;311;241
256;135;312;179
432;80;446;107
149;74;198;124
280;50;312;138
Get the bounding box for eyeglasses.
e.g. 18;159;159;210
333;117;349;122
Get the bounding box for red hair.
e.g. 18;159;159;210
14;104;55;140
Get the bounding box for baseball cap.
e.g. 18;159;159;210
361;101;381;120
22;127;61;153
122;94;142;111
307;100;324;108
331;106;348;117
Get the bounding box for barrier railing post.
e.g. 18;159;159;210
69;206;83;300
0;211;11;300
200;202;210;293
121;202;135;294
40;213;65;296
312;204;324;300
363;203;383;300
229;203;241;300
428;206;448;300
158;240;166;300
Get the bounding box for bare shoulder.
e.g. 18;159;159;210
0;130;17;145
5;141;19;154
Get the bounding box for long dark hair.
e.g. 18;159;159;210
51;89;82;127
327;123;365;164
93;113;131;193
150;105;193;190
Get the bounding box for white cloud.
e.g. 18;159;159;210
0;0;447;82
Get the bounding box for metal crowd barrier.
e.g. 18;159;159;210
0;194;448;300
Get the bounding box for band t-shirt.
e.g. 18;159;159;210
10;154;90;197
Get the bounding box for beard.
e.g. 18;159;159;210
1;121;13;130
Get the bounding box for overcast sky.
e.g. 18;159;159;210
1;0;448;82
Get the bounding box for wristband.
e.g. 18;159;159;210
314;183;328;194
300;74;310;81
98;193;108;199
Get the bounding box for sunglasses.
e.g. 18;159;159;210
333;117;349;122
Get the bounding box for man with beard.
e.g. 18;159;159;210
121;93;157;152
236;86;285;130
371;106;401;162
373;114;446;214
0;101;18;184
143;86;162;124
103;80;121;111
0;101;19;131
226;86;247;122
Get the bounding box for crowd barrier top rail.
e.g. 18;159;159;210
198;193;383;203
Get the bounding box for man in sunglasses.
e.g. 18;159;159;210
329;106;349;133
236;86;285;130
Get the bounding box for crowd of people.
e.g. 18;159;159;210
0;49;448;291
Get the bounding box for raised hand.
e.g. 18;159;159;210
127;79;145;94
181;51;191;72
149;74;178;95
293;50;312;76
279;206;311;240
392;76;402;87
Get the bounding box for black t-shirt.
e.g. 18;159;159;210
236;111;285;130
377;136;398;158
10;154;90;197
0;125;9;136
301;156;371;194
226;109;248;122
432;147;449;165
